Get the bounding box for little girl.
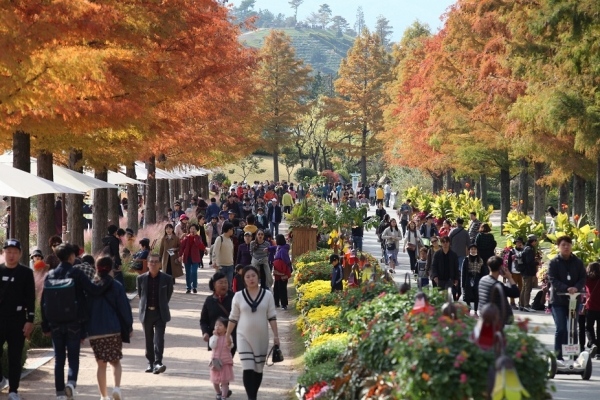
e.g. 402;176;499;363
209;317;234;400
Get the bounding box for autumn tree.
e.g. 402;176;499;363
326;29;393;184
255;30;312;182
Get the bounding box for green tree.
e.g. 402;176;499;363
288;0;304;24
228;155;267;182
256;30;312;182
326;29;393;184
317;4;332;28
375;15;393;49
281;147;301;181
354;6;366;34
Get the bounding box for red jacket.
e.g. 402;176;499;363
273;259;291;281
586;277;600;311
180;234;206;264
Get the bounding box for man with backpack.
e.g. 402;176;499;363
0;239;35;400
41;244;110;400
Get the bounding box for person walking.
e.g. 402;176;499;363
102;225;123;285
271;235;292;310
250;230;272;290
403;221;421;273
397;199;412;236
519;235;539;312
87;257;133;400
158;223;183;284
382;219;402;274
209;317;235;400
137;253;174;375
548;236;587;362
585;262;600;359
468;212;482;244
225;266;280;400
426;237;441;287
267;199;282;236
212;222;236;288
179;224;208;294
42;244;110;400
200;272;237;355
448;217;470;273
419;215;439;239
430;236;460;290
375;185;384;206
175;214;190;239
377;215;391;265
461;244;488;315
281;190;294;215
0;239;35;400
383;183;391;207
375;202;387;222
474;223;496;266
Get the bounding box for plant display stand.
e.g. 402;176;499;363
291;227;318;259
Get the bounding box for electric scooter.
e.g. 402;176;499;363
548;292;592;380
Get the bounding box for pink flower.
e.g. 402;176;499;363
515;351;522;359
460;373;467;384
378;292;386;298
454;361;460;368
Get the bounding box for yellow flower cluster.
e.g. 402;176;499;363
294;261;321;272
296;280;331;312
309;332;349;348
297;305;341;333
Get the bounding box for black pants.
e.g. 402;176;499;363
273;279;288;308
400;220;408;236
243;369;263;400
143;310;166;365
579;313;586;352
407;248;417;272
586;310;600;347
0;317;26;393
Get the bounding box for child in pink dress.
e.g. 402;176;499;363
209;317;234;400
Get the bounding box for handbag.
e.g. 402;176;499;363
102;281;130;344
386;242;396;251
406;230;416;251
267;344;284;366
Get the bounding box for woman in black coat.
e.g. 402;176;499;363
461;244;488;314
199;272;237;356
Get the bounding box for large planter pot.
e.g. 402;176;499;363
291;227;318;259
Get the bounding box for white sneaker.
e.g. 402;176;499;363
101;397;111;400
0;377;8;391
112;387;122;400
65;382;76;400
8;393;22;400
57;396;68;400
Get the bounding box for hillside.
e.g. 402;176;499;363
239;28;355;75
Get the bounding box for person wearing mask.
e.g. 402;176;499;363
478;256;520;326
474;223;496;266
585;262;600;360
212;222;236;288
137;253;173;375
179;224;208;294
267;199;282;236
41;243;110;400
225;266;279;400
468;212;482;244
548;235;587;362
158;223;183;284
87;257;133;400
519;235;540;312
448;217;470;272
430;236;460;291
461;244;488;315
102;225;123;284
250;230;272;290
0;239;35;400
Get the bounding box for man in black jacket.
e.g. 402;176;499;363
267;199;282;236
0;239;35;399
431;236;460;290
548;235;587;361
519;235;540;312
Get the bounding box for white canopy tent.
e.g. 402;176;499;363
123;161;184;180
0;164;84;198
108;170;145;185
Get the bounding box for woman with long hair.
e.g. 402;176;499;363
426;236;441;287
179;224;207;294
474;223;497;265
382;219;402;274
377;214;391;264
158;223;183;284
403;220;421;273
586;262;600;358
250;230;272;290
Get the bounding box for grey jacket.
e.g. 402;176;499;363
137;271;173;323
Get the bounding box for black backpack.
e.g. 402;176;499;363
43;270;79;323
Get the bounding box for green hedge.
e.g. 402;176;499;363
123;271;138;293
29;302;53;349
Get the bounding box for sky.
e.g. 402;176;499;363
228;0;457;41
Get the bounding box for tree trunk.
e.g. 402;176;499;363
518;158;529;214
182;179;189;210
169;179;176;207
558;182;569;212
585;179;596;226
432;172;443;193
37;151;56;256
533;162;546;222
67;149;84;247
572;174;586;221
12;131;31;265
596;155;600;228
500;168;510;229
108;187;120;227
156;178;166;222
144;156;157;227
445;170;453;190
480;174;488;207
360;127;368;185
164;179;171;211
126;164;139;234
92;169;108;255
273;148;280;182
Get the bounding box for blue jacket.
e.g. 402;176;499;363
206;203;220;219
86;277;133;337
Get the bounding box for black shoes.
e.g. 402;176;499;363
193;288;197;294
145;364;154;373
153;363;167;374
186;289;191;294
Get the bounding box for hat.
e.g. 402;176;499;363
125;228;134;235
31;249;43;259
139;238;150;247
179;214;189;221
3;239;21;251
468;243;478;249
244;231;252;237
271;198;278;203
228;210;235;214
257;206;264;211
514;237;525;244
329;254;340;264
527;234;538;242
210;215;218;220
175;202;181;206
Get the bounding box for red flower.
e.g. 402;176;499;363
575;214;580;221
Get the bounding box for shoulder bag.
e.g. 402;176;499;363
406;231;416;251
266;344;284;366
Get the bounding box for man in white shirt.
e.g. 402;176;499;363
211;222;235;288
384;183;392;207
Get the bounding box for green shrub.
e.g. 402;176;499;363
294;167;318;182
304;337;349;369
297;360;339;387
212;172;228;184
293;262;332;285
1;341;28;378
29;302;53;349
123;270;138;293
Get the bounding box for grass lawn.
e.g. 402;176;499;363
220;155;301;184
491;225;504;247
